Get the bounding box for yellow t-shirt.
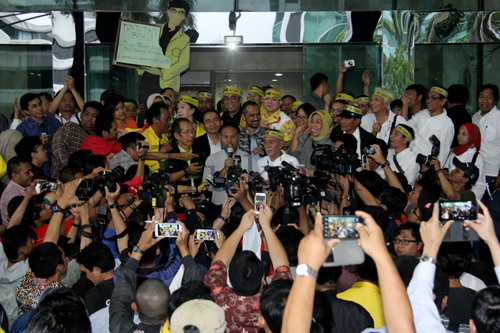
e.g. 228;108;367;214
140;126;170;173
260;109;296;141
337;281;385;328
0;155;6;179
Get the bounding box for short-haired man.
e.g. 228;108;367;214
15;136;48;181
109;132;149;172
193;110;223;163
408;86;455;164
80;113;121;156
339;105;377;158
431;156;478;201
300;72;330;111
447;84;472;147
51;101;102;179
247;85;264;109
239;101;266;161
161;87;178;109
401;84;426;119
196;91;214;113
1;157;33;227
50;75;85;124
281;95;296;116
76;242;116;315
386;124;419;186
261;88;295;143
221;86;244;127
204;124;259;209
356;95;371;116
16;93;62;174
361;87;406;145
258;130;299;180
470;285;500;333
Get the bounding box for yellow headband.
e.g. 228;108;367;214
197;92;212;99
223;86;242;95
161;95;173;103
264;89;282;100
292;101;303;109
335;93;354;102
124;101;137;107
180;96;199;108
373;90;393;103
430;86;448;98
356;97;370;103
248;86;264;97
344;105;362;116
395;125;413;142
265;129;284;141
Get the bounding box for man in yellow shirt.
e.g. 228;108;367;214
260;88;296;144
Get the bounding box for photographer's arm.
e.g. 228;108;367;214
370;144;405;193
105;186;129;255
214;210;255;266
78;203;92;250
228;179;253;212
353;179;380;206
296;205;310;235
259;204;289;268
8;182;37;229
121;198;143;218
430;158;460;200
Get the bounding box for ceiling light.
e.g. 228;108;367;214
275;73;283;76
272;79;278;82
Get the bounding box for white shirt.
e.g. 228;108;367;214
56;113;79;125
444;147;486;200
9;118;21;130
207;135;222;155
472;106;500;177
408;109;454;164
204;148;259;205
361;111;407;144
258;152;299;179
460;272;487;292
408;262;447;333
351;127;362;159
386;148;419;186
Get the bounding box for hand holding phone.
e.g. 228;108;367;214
195;229;218;241
154;223;182;238
254;192;266;215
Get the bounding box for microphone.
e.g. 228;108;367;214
281;161;297;172
264;165;271;172
227;147;234;157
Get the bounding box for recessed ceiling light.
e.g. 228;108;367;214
272;79;278;82
275;73;283;76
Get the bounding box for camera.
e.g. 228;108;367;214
212;155;247;194
416;135;440;166
362;146;375;155
311;144;360;174
75;166;125;201
137;160;171;207
76;179;93;201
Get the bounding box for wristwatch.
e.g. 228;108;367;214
138;155;146;161
420;254;436;265
380;160;390;169
52;205;66;214
132;245;145;255
296;263;318;279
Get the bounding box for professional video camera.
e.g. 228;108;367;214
137;160;171;207
212;153;248;194
76;166;125;201
416;135;440;166
267;161;332;207
311;144;360;174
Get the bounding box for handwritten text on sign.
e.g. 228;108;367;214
116;21;171;69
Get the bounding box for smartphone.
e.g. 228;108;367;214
35;180;58;194
361;154;368;170
344;59;355;67
438;200;478;221
322;215;363;239
154;223;182;238
196;229;218;241
254;192;266;214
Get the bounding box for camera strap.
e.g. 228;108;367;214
99;206;129;241
392;155;404;175
387;115;399;146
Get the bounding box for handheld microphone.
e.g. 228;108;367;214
227;147;234;157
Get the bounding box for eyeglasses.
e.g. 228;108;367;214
223;95;239;102
394;238;419;246
329;108;343;114
264;97;280;102
179;130;196;136
247;94;260;99
169;8;186;15
296;115;308;120
426;96;443;102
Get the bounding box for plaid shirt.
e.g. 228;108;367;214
50;122;90;179
238;127;265;155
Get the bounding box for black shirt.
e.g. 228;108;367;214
322;289;374;333
444;286;476;325
221;109;242;127
447;104;472;147
85;278;115;315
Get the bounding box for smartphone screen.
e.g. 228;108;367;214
439;200;478;221
254;192;266;214
322;215;363;239
154;223;182;238
196;229;218;241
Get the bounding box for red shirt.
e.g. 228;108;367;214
32;219;73;246
81;135;121;156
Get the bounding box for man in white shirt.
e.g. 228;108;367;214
204;124;259;208
408;86;455;164
258;129;299;179
386;124;419;186
472;84;500;237
361;87;407;145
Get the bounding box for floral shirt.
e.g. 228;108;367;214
205;259;292;333
16;268;64;313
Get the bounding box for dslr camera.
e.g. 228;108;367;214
137;160;171;207
212;155;247;194
75;166;125;201
416;135;440;166
311;144;360;174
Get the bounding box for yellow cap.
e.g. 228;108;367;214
197;92;212;99
355;97;370;103
430;86;449;98
248;86;264;97
223;86;242;95
292;101;303;110
265;129;284;141
335;93;355;102
264;89;282;100
180;95;199;108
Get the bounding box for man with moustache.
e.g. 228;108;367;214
196;91;214;114
258;129;299;180
239;101;266;161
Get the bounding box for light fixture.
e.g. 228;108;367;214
228;43;237;50
275;73;283;76
224;35;243;49
272;79;278;82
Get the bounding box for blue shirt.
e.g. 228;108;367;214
16;117;61;174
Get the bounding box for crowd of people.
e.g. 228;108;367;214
0;57;500;333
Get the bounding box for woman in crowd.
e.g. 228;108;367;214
290;103;315;152
290;110;333;170
104;95;138;130
177;96;205;138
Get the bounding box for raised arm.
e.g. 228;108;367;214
430;158;460;200
369;144;405;193
335;61;348;96
8;181;37;228
362;70;372;97
259;203;289;268
105;185;129;255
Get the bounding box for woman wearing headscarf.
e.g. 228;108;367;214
444;123;485;199
289;110;333;170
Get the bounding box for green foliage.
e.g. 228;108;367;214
383;44;413;98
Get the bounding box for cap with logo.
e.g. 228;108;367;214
453;158;479;185
339;105;363;119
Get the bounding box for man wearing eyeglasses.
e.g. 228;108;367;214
260;88;295;147
407;86;455;164
221;85;244;127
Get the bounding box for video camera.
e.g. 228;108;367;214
137;160;171;207
416;135;440;166
211;154;248;194
311;144;360;174
267;161;332;207
76;166;125;201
